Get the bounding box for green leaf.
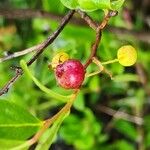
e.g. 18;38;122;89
60;108;101;149
145;132;150;148
78;0;99;12
0;139;25;150
144;115;150;131
114;119;138;141
73;92;85;111
60;0;124;11
89;76;100;92
111;140;135;150
113;74;139;82
97;0;111;9
35;112;69;150
0;100;43;140
111;0;125;10
60;0;79;9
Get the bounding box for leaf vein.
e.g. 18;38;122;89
0;123;42;128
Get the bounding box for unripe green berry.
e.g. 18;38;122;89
117;45;137;66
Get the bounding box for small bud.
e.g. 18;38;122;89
51;52;69;69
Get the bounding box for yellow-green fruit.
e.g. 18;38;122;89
51;52;69;69
117;45;137;66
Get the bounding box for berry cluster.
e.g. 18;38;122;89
50;45;137;89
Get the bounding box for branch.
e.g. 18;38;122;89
0;8;149;43
0;10;75;96
0;44;41;63
0;8;83;28
96;105;143;125
136;63;150;96
109;26;150;44
0;8;62;20
84;31;101;68
26;10;74;66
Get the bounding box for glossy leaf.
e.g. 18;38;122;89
0;139;25;150
35;112;69;150
111;0;125;10
97;0;111;9
60;0;125;11
60;0;79;9
0;100;43;140
78;0;99;11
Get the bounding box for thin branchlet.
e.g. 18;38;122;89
0;10;116;96
0;10;75;96
84;10;117;69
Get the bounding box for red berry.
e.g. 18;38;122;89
55;59;85;89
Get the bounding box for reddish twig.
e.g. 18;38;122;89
98;10;118;30
0;10;75;96
84;31;101;69
84;10;117;69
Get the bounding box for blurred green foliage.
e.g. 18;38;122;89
0;0;150;150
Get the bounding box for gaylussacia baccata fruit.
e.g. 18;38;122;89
50;52;85;89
